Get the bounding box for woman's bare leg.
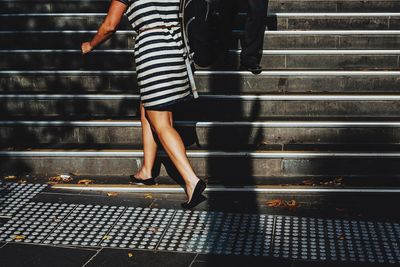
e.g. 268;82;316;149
134;104;158;180
145;109;200;201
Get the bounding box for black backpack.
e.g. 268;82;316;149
180;0;221;67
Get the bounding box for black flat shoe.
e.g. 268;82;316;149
240;64;262;75
129;175;156;185
181;179;207;209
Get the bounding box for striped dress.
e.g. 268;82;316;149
117;0;198;110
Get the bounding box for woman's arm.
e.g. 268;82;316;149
81;0;128;54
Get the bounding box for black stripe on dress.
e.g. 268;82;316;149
137;67;188;83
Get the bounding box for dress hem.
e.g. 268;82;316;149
143;93;194;111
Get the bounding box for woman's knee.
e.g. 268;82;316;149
145;110;173;136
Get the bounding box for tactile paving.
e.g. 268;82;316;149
170;210;274;234
158;228;271;256
1;182;400;264
99;207;174;249
272;216;400;264
0;183;47;217
0;202;74;244
43;204;125;247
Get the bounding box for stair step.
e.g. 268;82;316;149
2;0;400;13
9;172;400;188
1;71;400;94
2;149;400;178
1;50;399;70
2;31;400;50
2;120;400;148
51;184;400;193
2;94;400;119
1;13;400;31
3;142;400;152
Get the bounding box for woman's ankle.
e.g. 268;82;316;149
136;166;153;178
185;176;200;187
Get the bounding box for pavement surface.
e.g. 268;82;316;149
0;182;400;267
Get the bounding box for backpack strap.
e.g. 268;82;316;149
179;0;199;99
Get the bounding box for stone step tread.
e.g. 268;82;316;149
52;184;400;191
1;70;398;74
2;149;399;177
3;148;400;155
1;15;400;31
4;144;400;152
1;32;400;49
3;118;400;124
3;12;400;15
2;52;399;71
8;174;400;188
3;49;400;53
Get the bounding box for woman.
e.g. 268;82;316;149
81;0;206;208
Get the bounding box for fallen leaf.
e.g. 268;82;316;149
4;175;16;180
103;235;110;240
333;177;344;186
107;192;118;197
128;252;134;258
13;235;25;241
267;199;286;207
149;227;159;233
48;175;73;184
48;176;61;182
266;199;300;212
17;180;27;184
144;193;153;199
78;179;94;185
320;177;344;187
338;234;346;240
302;179;314;186
286;200;300;212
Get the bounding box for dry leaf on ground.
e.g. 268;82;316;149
338;234;346;240
17;180;27;184
302;179;315;186
286;200;300;212
4;175;16;180
107;192;118;197
267;199;286;207
128;252;134;258
103;235;110;240
13;235;25;241
149;227;159;233
144;193;153;199
77;179;94;185
48;175;73;184
320;177;344;187
267;199;300;211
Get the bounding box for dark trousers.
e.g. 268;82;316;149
219;0;267;66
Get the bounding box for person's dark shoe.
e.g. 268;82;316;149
129;175;157;185
181;195;207;210
240;64;262;75
181;179;207;209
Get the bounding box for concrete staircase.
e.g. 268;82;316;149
1;0;400;191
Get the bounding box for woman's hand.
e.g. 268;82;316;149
81;1;127;54
81;42;93;54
